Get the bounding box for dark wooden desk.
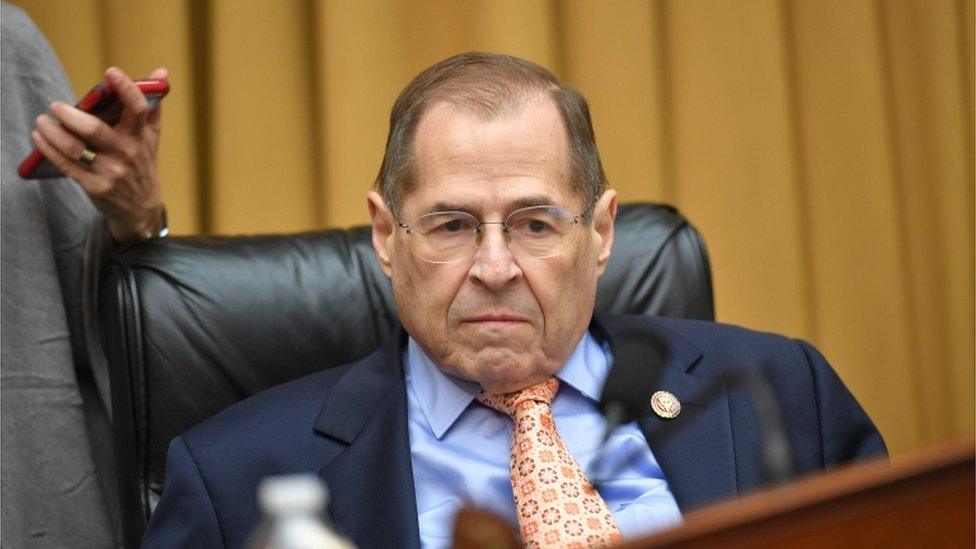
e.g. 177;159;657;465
625;438;975;548
454;438;975;548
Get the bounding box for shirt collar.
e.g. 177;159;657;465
405;331;612;439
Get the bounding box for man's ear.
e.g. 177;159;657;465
367;191;395;278
592;189;617;277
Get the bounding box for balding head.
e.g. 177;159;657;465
375;52;608;222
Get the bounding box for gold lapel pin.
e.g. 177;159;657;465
650;390;681;419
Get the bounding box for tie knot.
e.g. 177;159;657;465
476;377;559;418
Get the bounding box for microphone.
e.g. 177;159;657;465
702;370;796;486
597;327;670;444
593;327;796;487
590;327;669;484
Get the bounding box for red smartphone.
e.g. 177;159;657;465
17;78;170;179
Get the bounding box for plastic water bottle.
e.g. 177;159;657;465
247;473;355;549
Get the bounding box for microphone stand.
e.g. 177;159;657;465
592;368;795;489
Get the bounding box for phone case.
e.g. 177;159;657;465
17;79;170;179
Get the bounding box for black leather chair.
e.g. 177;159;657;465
98;203;714;548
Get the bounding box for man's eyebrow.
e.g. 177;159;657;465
427;201;470;214
506;195;558;211
425;195;559;216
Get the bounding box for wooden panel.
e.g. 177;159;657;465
209;0;316;233
474;0;557;69
396;0;479;75
627;439;975;548
880;0;975;442
453;440;976;548
787;0;919;452
16;0;105;99
316;0;407;228
560;1;666;204
666;0;810;337
949;0;976;438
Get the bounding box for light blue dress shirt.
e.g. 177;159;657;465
405;332;683;548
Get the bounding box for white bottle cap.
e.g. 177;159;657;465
258;473;328;516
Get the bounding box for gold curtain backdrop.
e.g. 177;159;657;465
16;0;974;457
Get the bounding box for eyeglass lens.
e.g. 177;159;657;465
409;205;577;263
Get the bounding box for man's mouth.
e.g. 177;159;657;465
462;314;530;324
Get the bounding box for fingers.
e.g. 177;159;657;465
146;67;168;129
47;67;168;138
47;102;120;152
30;129;102;195
35;113;97;167
146;101;164;130
106;67;149;134
30;66;167;243
44;66;168;163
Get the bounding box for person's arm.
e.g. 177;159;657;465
142;436;225;548
797;339;888;465
30;66;166;242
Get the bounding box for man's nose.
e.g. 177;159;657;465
468;224;522;290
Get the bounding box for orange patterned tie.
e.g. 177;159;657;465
477;378;622;548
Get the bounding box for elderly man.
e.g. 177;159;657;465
143;53;884;548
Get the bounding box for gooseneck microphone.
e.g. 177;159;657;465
699;369;796;486
593;327;796;488
590;327;670;485
596;327;670;444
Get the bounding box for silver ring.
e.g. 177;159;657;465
78;149;97;167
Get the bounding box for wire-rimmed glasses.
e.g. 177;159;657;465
396;205;583;264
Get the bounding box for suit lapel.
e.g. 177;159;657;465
312;328;421;549
597;315;738;511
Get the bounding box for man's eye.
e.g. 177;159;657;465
512;217;554;236
432;218;472;234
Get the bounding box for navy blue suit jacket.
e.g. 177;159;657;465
142;315;886;548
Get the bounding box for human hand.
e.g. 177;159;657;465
31;66;168;242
